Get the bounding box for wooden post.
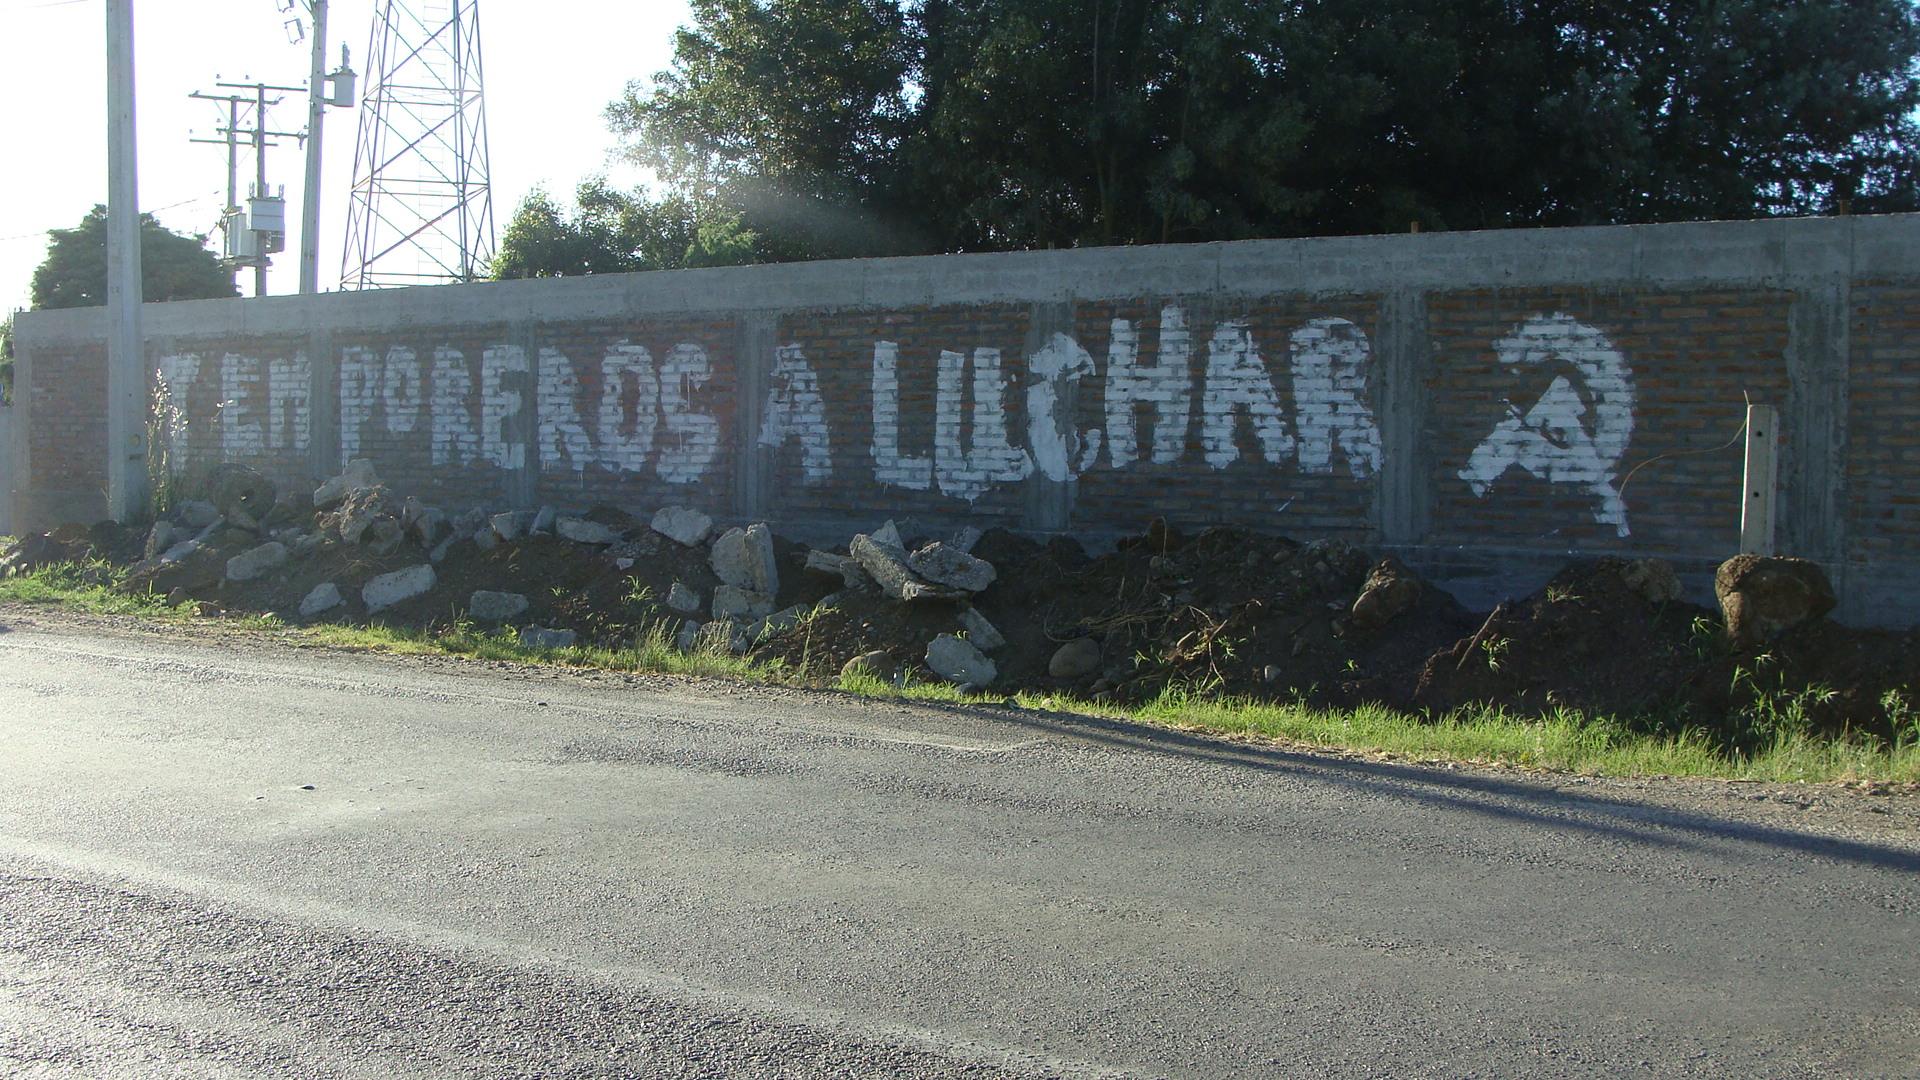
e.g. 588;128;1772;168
1740;403;1779;556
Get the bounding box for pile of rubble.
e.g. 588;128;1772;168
3;459;1915;743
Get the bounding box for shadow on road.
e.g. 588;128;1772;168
915;699;1920;875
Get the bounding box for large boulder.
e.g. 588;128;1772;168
651;506;715;547
314;458;381;510
206;464;278;529
908;542;997;593
926;634;997;687
1349;558;1421;632
712;584;776;621
666;582;703;614
1715;555;1836;649
363;564;436;614
225;542;289;583
710;524;779;594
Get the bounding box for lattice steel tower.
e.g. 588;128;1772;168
340;0;495;288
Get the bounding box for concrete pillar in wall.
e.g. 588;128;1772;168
307;327;339;483
734;314;778;522
1022;299;1078;533
1374;289;1434;547
1781;282;1851;570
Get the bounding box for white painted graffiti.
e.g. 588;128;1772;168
1458;313;1636;536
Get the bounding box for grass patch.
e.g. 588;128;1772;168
5;559;1917;785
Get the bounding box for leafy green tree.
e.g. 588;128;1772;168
29;205;237;310
0;310;15;405
491;180;757;279
583;0;1920;264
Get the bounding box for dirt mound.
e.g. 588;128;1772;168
7;464;1915;750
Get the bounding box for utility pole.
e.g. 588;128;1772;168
189;80;303;297
298;0;327;294
106;0;149;521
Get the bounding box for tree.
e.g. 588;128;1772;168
490;180;760;279
29;206;236;310
593;0;1920;263
0;310;14;405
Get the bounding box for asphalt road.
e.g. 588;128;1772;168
0;610;1916;1078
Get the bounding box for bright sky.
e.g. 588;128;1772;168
0;0;692;310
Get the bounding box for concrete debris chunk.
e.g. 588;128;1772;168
712;584;775;621
176;500;221;528
958;607;1007;651
428;534;458;564
403;498;446;547
675;620;705;652
1048;637;1102;679
208;464;277;526
225;542;289;583
289;532;324;558
298;582;343;618
950;525;984;554
473;527;500;552
850;534;965;603
651;506;714;547
519;626;577;650
908;541;997;593
1622;558;1683;605
926;634;996;687
667;582;703;614
871;519;904;549
490;511;534;543
160;539;203;565
144;521;179;560
313;458;380;510
842;650;896;681
362;564;436;614
530;505;556;535
710;524;778;594
556;516;619;545
470;590;530;622
804;549;873;591
746;604;809;644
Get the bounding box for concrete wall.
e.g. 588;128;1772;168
14;214;1920;624
0;403;13;537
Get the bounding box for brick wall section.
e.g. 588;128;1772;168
1847;284;1920;560
12;215;1920;623
1426;288;1793;555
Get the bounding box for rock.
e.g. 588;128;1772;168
804;549;873;591
225;542;289;583
850;534;965;603
950;526;984;554
958;607;1006;651
745;604;809;644
362;564;436;614
176;500;221;528
927;634;997;687
473;527;500;552
615;558;635;571
299;582;343;618
470;590;530;622
651;506;714;547
842;650;896;681
676;620;706;651
871;520;904;549
530;505;556;535
313;458;380;510
1715;555;1836;650
1262;664;1284;684
712;584;775;621
428;534;458;563
667;582;702;614
519;626;577;650
490;511;534;543
144;520;179;561
160;539;204;565
908;542;997;593
556;517;619;545
165;587;189;608
1349;558;1422;632
452;507;488;535
207;464;277;526
338;485;402;546
709;524;780;595
1621;558;1683;605
403;499;447;547
289;532;324;558
1049;637;1103;679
